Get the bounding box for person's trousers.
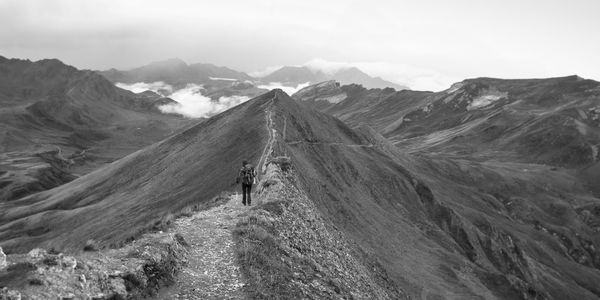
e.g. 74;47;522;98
242;183;252;205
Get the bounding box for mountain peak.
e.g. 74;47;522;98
260;64;408;90
146;58;188;68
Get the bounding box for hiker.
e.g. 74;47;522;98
236;160;257;206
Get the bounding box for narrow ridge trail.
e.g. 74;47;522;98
155;100;277;299
257;96;277;174
286;140;374;148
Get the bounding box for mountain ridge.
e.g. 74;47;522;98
99;58;253;88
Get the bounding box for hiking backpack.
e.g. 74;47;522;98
242;166;256;185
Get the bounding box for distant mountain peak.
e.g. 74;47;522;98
148;58;188;67
260;64;408;90
98;59;252;86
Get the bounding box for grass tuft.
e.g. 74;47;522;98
233;213;302;299
83;239;99;251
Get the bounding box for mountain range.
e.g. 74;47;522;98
261;65;408;90
1;55;600;299
2;88;600;298
100;58;252;88
98;58;409;93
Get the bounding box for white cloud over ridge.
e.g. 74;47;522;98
257;82;311;96
115;81;173;95
116;82;250;118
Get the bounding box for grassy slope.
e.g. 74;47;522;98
0;57;193;202
0;91;274;253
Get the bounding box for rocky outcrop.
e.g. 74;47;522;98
293;80;346;101
0;232;188;299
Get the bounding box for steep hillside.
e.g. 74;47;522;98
294;82;431;129
233;90;600;298
0;56;191;201
294;76;600;169
261;92;600;298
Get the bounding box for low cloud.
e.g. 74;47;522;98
303;59;352;75
304;58;458;92
257;82;311;96
248;65;284;78
252;59;459;92
116;82;250;118
115;81;173;95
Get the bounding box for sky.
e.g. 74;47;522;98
1;0;599;91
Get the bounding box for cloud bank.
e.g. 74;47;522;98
257;82;311;96
116;82;250;118
115;81;173;95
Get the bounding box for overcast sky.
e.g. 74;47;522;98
1;0;599;91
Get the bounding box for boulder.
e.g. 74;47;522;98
28;248;47;260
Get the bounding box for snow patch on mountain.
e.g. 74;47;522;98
320;93;347;103
445;82;464;94
209;77;237;81
467;90;508;110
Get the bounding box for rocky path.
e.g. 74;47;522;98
154;195;248;300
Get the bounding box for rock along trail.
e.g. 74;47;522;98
154;195;247;300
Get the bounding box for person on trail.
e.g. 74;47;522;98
236;160;257;206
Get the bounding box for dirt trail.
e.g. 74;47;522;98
286;140;374;148
154;195;247;300
257;96;276;174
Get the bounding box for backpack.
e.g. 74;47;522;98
241;166;256;185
